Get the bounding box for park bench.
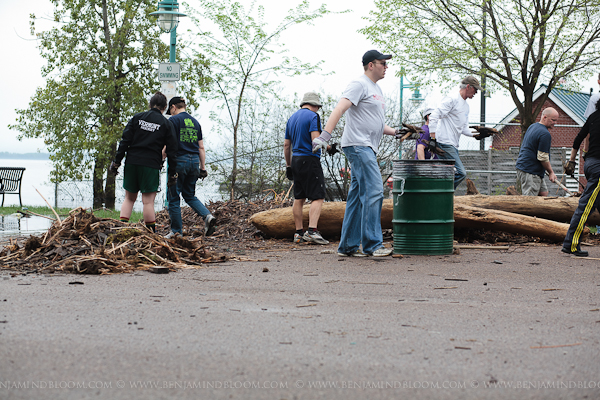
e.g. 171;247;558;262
0;167;26;207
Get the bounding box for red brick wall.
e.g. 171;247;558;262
492;98;581;149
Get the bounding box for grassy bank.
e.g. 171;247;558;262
0;206;144;222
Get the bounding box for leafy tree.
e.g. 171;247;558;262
361;0;600;135
11;0;208;208
206;88;411;202
210;93;296;200
186;0;332;199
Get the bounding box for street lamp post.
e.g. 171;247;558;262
398;68;424;158
150;0;186;63
150;0;186;206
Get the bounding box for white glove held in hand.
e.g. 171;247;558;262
312;130;332;153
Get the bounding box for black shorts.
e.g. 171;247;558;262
292;156;326;200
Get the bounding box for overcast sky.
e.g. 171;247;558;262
1;0;598;155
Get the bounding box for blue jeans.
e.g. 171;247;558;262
437;142;466;189
337;146;384;254
167;154;210;233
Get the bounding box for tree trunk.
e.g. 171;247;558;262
453;194;600;224
454;204;580;242
104;142;118;209
104;172;116;209
250;195;591;240
250;201;347;239
92;160;105;209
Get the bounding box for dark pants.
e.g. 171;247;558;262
563;157;600;252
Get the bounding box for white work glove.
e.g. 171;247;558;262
312;130;332;153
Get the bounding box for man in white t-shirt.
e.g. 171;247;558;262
428;76;483;189
312;50;398;257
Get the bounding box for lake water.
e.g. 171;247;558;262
0;159;54;207
0;214;53;237
0;158;224;210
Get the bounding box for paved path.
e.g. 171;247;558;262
1;243;599;399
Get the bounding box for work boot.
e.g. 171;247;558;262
204;214;217;236
303;230;329;245
561;246;588;257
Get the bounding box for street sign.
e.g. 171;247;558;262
158;63;181;81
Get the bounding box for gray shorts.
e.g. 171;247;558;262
516;169;548;196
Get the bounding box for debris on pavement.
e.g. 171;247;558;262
0;207;227;275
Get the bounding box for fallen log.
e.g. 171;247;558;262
250;195;591;241
453;195;600;225
249;202;346;239
454;204;582;242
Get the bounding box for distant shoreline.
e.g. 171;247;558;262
0;152;50;160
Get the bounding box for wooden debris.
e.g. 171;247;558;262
506;185;519;195
250;196;597;241
0;207;228;275
530;343;582;349
454;204;579;242
454;195;600;225
156;198;293;249
466;179;480;195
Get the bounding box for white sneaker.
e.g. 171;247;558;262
165;231;176;239
371;247;393;257
302;230;329;245
204;214;217;236
337;249;368;257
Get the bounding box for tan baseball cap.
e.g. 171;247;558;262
461;76;483;91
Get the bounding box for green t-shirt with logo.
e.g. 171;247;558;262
170;111;202;156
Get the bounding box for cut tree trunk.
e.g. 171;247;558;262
250;195;593;240
454;204;581;242
249;202;347;239
453;195;600;225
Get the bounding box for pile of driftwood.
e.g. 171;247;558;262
0;208;226;275
156;197;294;248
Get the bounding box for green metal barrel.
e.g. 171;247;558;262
392;160;455;255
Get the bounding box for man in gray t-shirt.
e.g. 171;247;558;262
312;50;398;257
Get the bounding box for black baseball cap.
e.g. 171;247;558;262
166;96;185;115
362;50;392;66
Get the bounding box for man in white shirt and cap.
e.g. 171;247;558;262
428;76;483;189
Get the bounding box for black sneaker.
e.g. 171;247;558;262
204;215;217;236
561;246;588;257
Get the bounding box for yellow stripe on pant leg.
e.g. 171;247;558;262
572;182;600;252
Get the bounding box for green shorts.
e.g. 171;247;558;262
123;164;160;193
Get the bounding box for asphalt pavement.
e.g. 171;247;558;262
1;242;599;400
